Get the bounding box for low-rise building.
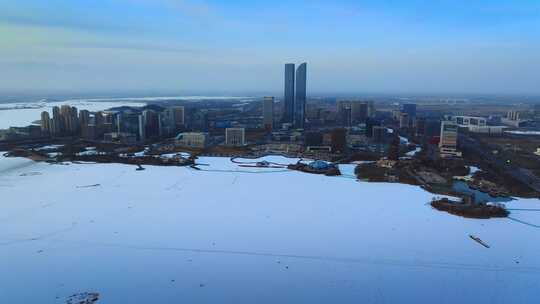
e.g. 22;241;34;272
452;116;487;127
175;132;208;148
252;143;303;154
439;121;462;158
103;132;137;144
467;125;506;135
502;110;525;127
305;146;332;152
225;128;245;146
399;112;410;129
452;115;504;135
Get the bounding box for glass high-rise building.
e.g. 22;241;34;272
283;63;295;124
263;96;274;131
401;103;417;119
294;63;307;128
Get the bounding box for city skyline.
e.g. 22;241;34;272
3;2;540;303
1;1;539;95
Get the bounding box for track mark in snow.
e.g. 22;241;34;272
45;239;540;275
508;216;540;229
0;223;78;246
19;172;42;176
76;184;101;188
0;202;58;223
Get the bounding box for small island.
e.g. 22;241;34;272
288;160;341;176
430;197;509;219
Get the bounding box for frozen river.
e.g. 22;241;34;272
1;154;539;303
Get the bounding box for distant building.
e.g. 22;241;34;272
372;126;387;143
51;106;62;135
81;124;97;140
79;110;93;139
502;110;524;127
103;132;137;144
138;115;146;141
281;62;307;128
189;109;209;132
401;103;417;119
159;108;176;136
305;104;321;121
158;107;186;136
294;63;307;128
416;118;441;141
40;111;51;134
117;112;144;141
347;132;367;148
283;63;295;124
225;128;245;146
399;113;410;129
175;132;208;148
142;110;160;139
337;101;352;127
452;116;487;127
331;128;347;153
439;121;462;158
392;109;401;121
507;110;520;121
98;112;114;137
467;125;505;135
365;118;378;138
367;101;376;117
60;105;79;134
350;101;368;124
337;101;368;126
263;96;274;131
172;106;185;129
425;119;441;138
416;117;426;137
451;115;502;134
79;110;91;130
94;111;105;127
5;126;42;140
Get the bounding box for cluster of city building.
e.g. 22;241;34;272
37;104;186;145
2;63;540;162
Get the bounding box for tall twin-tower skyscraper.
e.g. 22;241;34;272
283;62;307;128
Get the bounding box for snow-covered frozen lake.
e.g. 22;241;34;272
1;153;539;303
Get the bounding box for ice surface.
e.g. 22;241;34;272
0;153;539;303
505;131;540;136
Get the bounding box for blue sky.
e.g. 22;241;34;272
1;0;539;95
